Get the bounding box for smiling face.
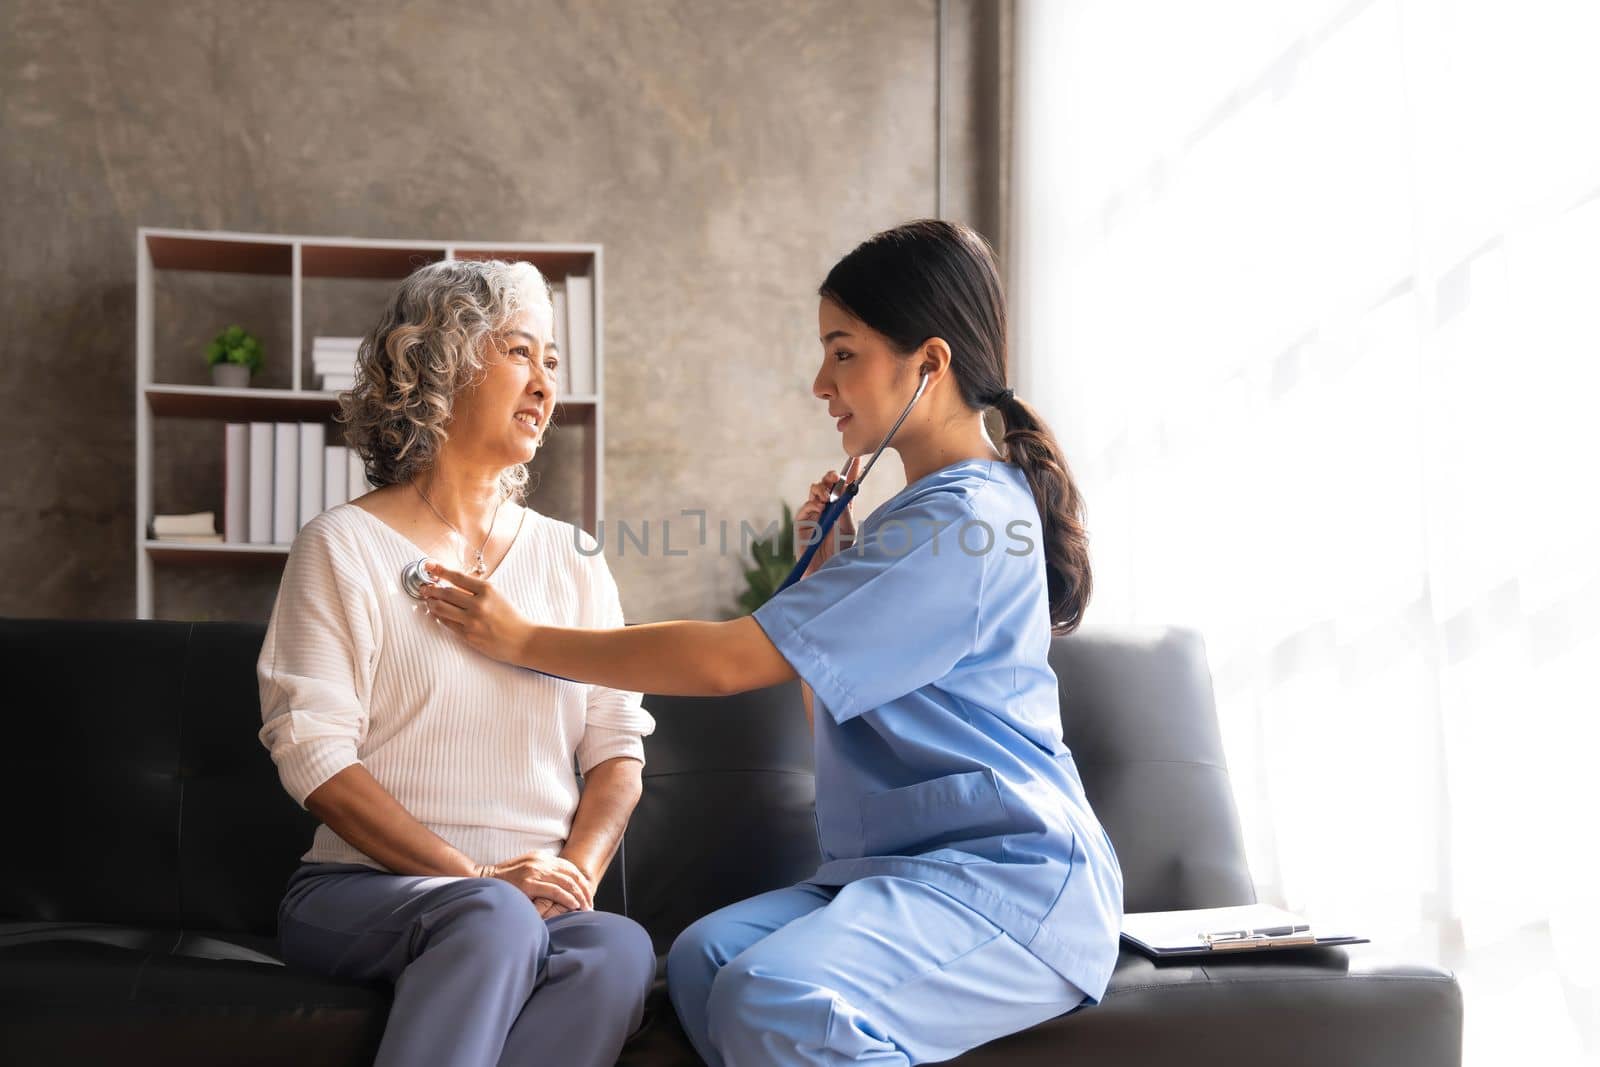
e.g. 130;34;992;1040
812;296;926;456
447;304;559;468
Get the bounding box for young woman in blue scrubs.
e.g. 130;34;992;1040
419;219;1125;1065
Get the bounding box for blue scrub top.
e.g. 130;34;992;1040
752;457;1125;1004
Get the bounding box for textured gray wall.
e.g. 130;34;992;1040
1;0;1005;624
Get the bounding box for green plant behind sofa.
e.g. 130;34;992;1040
736;501;796;615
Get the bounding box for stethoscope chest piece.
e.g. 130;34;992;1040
401;557;438;600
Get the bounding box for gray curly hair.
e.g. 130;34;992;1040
337;258;553;503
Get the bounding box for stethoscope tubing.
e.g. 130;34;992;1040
776;368;929;594
779;482;859;593
401;367;928;679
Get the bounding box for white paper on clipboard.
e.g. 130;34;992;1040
1122;903;1369;958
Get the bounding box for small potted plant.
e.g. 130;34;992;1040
734;501;797;616
206;325;264;388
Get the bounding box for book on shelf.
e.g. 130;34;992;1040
312;342;358;362
273;423;299;543
323;445;348;509
565;273;594;395
248;423;274;544
552;285;571;394
312;336;360;391
348;448;366;500
298;423;324;531
224;424;248;543
151;512;218;539
221;424;367;546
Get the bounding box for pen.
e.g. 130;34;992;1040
1204;923;1310;940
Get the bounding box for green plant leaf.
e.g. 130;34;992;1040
732;500;797;615
206;325;265;374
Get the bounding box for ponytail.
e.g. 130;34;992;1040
992;392;1092;634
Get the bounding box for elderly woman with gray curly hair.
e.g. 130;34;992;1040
256;258;657;1067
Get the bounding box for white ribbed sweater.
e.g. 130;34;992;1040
256;502;655;871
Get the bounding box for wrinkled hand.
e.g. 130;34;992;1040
419;561;530;666
535;853;601;919
795;456;862;578
481;852;595;917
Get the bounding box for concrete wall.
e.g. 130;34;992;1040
1;0;1007;623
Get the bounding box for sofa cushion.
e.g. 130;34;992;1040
2;619;191;929
616;946;1464;1067
1;619;320;938
173;623;323;936
0;924;386;1066
1050;625;1259;912
622;683;821;955
951;946;1464;1067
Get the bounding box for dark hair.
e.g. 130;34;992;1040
819;219;1092;634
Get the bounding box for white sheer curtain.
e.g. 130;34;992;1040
1010;2;1599;1063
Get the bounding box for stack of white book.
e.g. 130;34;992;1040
550;273;594;395
313;337;360;392
150;512;222;543
223;423;368;545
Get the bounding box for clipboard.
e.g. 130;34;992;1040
1121;904;1370;959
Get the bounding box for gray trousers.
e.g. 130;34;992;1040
277;861;656;1067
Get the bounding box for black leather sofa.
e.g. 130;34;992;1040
0;617;1462;1065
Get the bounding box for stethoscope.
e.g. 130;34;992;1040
778;366;930;593
399;558;446;601
401;494;531;605
400;544;586;684
398;365;929;675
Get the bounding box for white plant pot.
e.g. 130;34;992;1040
211;364;251;388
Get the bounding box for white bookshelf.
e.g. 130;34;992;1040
135;226;606;620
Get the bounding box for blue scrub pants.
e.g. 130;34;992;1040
276;861;655;1067
666;875;1086;1066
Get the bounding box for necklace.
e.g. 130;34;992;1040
410;477;505;577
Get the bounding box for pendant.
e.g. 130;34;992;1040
472;551;486;576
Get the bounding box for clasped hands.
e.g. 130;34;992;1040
478;851;596;919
